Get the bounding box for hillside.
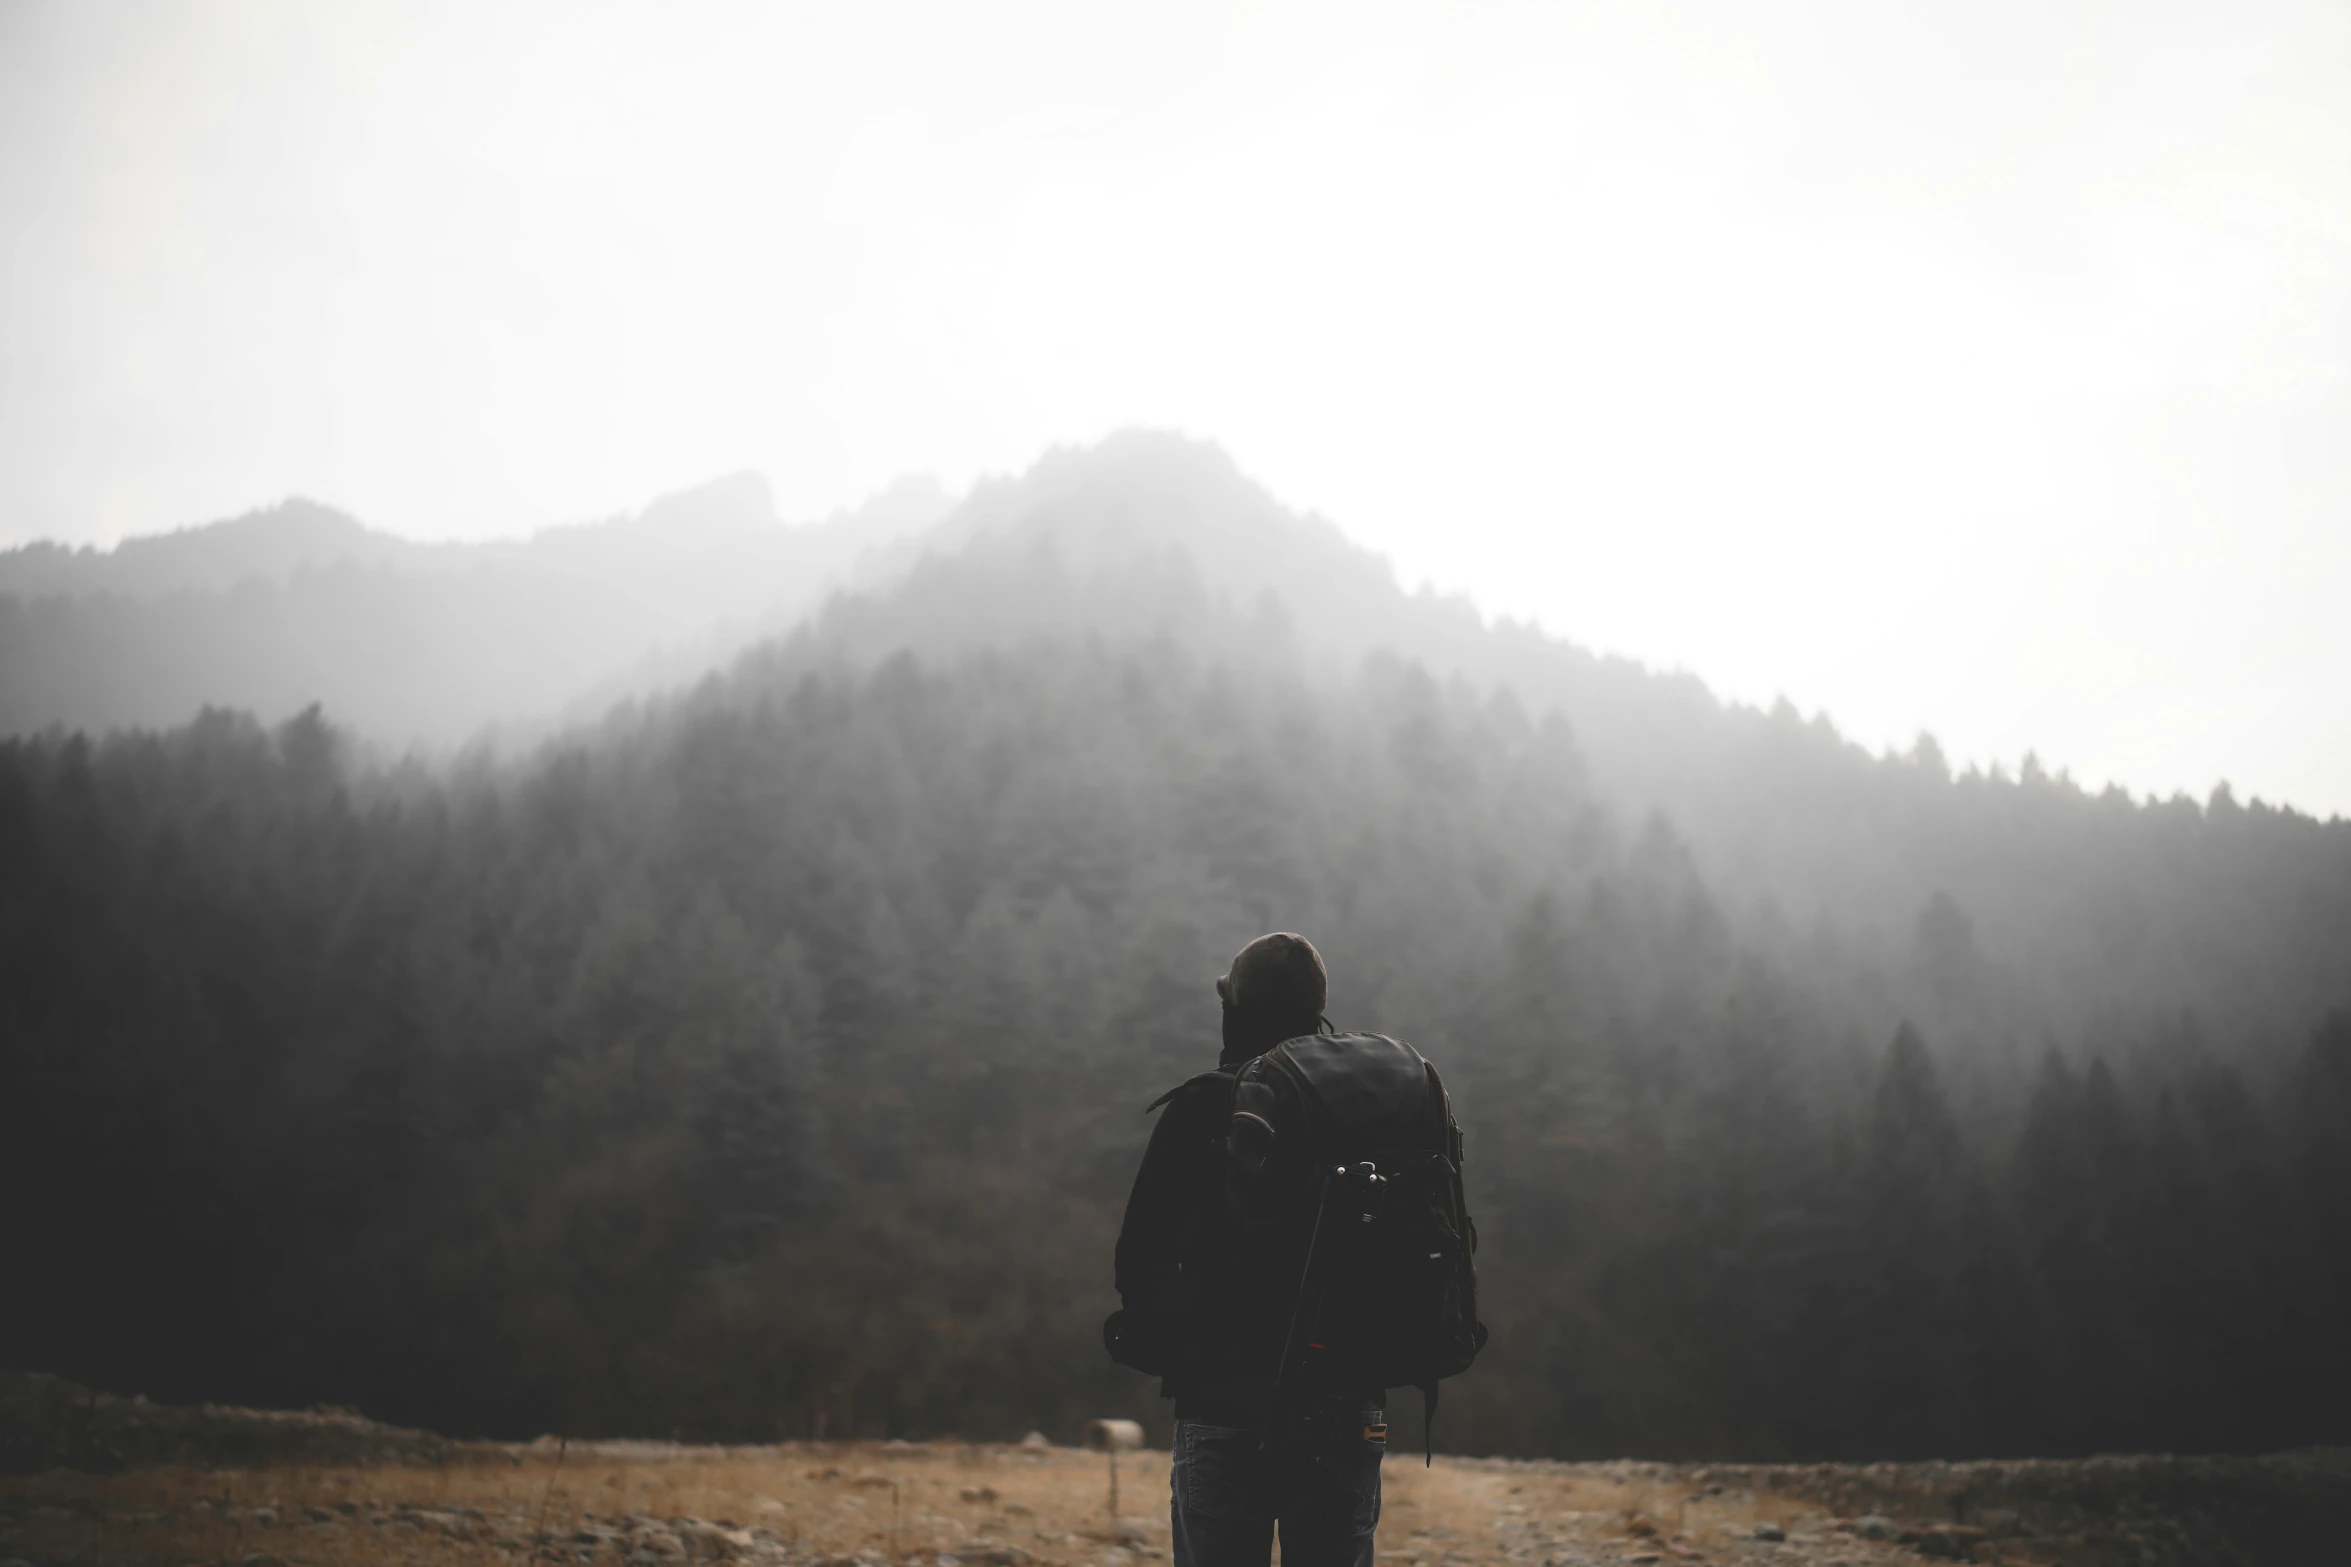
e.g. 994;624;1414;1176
803;434;2351;1064
1;432;2347;1462
0;473;951;745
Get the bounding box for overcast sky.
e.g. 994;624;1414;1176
4;0;2348;815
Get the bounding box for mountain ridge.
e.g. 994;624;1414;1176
0;497;425;599
0;470;954;745
10;429;2308;820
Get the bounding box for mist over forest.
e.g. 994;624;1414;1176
4;432;2347;1462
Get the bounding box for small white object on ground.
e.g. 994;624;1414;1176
1084;1420;1145;1453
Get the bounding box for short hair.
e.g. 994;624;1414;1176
1216;932;1328;1022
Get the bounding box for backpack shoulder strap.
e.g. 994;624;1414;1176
1145;1065;1237;1115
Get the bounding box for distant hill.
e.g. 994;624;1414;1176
0;472;953;746
0;497;433;599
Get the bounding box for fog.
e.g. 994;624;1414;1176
5;0;2350;813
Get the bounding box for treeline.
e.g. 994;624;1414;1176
3;636;2347;1459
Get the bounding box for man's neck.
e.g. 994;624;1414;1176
1220;1010;1320;1066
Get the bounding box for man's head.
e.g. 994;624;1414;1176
1217;932;1328;1060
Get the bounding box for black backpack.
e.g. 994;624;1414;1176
1227;1031;1486;1455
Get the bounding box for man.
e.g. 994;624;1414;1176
1107;933;1480;1567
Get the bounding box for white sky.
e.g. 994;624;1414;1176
4;0;2348;816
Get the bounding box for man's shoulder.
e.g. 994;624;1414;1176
1147;1065;1239;1120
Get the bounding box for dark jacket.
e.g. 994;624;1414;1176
1111;1035;1374;1425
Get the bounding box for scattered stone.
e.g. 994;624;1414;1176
679;1519;755;1558
399;1508;479;1539
1855;1514;1897;1541
959;1487;997;1504
1000;1502;1034;1517
1019;1432;1051;1450
1906;1525;1987;1560
954;1543;1030;1566
1752;1522;1785;1542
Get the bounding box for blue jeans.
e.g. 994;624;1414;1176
1169;1409;1385;1567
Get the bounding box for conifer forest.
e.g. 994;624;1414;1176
4;438;2348;1463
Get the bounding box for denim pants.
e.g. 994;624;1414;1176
1169;1407;1385;1567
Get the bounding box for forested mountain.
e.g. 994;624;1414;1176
3;432;2347;1461
0;473;951;745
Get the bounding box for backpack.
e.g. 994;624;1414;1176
1227;1031;1487;1457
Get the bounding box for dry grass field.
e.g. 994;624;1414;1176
4;1378;2345;1567
0;1437;1914;1567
